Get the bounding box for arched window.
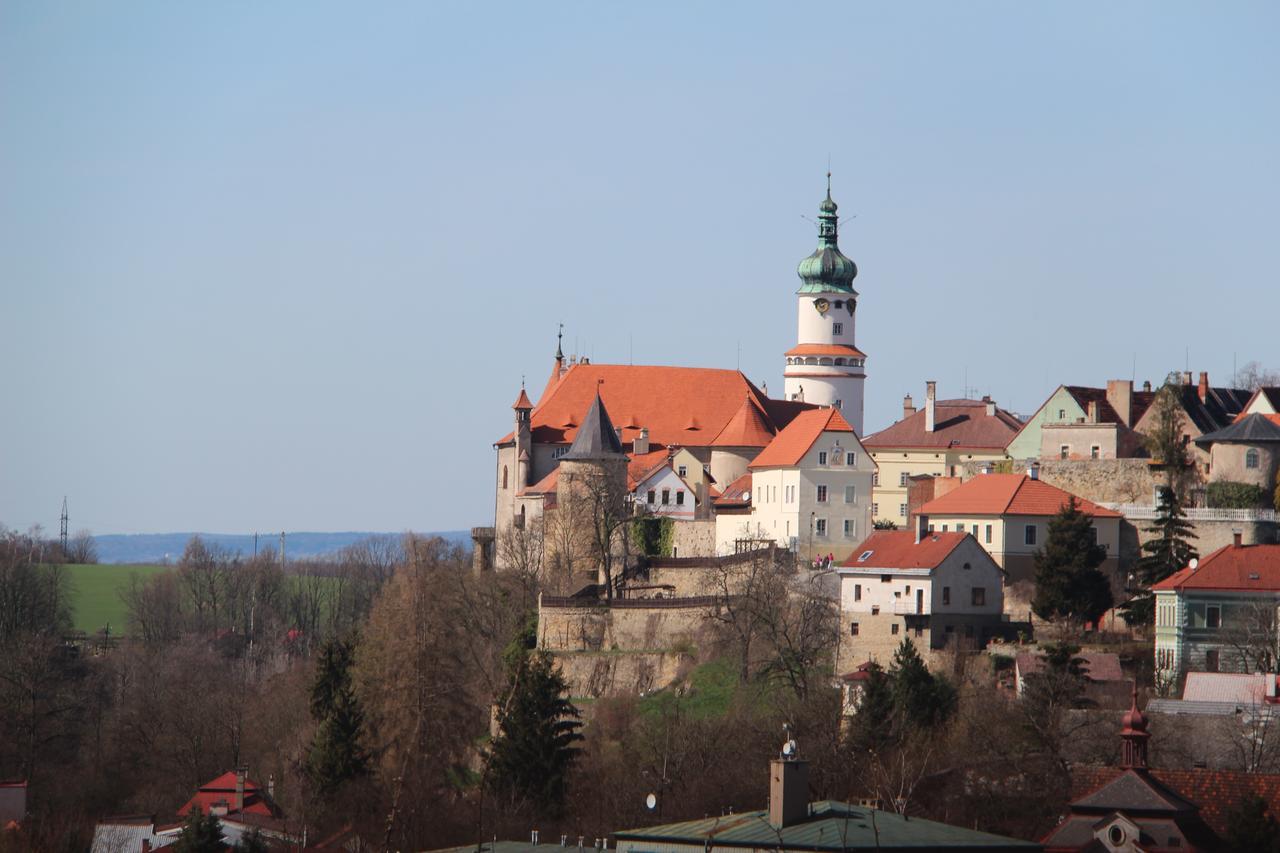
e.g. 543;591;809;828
1246;448;1261;469
834;357;845;366
502;465;509;489
819;357;832;366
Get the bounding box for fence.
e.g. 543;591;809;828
1100;503;1277;522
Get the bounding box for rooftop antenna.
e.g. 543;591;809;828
59;497;68;554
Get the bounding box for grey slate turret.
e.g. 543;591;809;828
562;392;626;460
1194;413;1280;447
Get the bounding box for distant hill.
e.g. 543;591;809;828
92;530;472;564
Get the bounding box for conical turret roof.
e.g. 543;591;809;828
711;394;777;447
562;392;626;460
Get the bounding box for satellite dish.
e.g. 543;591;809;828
645;793;657;810
1189;558;1199;570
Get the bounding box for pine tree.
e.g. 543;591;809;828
306;636;369;796
173;811;225;853
888;637;957;730
1032;497;1114;625
1226;795;1280;853
487;648;583;816
1122;486;1198;626
847;663;894;753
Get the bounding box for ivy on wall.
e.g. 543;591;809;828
630;516;675;557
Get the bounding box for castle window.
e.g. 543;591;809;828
502;465;509;489
834;358;845;366
1091;445;1100;459
833;322;843;335
854;584;861;601
661;489;670;505
1247;448;1261;469
899;472;909;487
846;452;856;466
1024;525;1037;546
845;485;856;503
850;622;859;636
1060;445;1069;460
972;587;986;606
675;490;685;506
891;623;899;635
678;464;687;477
815;518;828;536
817;485;828;503
873;471;880;486
819;451;828;465
835;399;842;409
943;586;951;605
899;503;907;517
872;502;879;515
843;519;855;537
647;489;656;504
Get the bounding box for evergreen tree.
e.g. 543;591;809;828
487;648;583;815
234;829;269;853
1143;381;1193;491
173;811;225;853
847;663;894;753
1227;795;1280;853
306;636;369;796
887;637;957;730
1032;497;1114;625
1122;486;1198;626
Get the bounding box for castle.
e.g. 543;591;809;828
490;181;874;576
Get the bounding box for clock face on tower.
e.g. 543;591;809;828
813;298;830;315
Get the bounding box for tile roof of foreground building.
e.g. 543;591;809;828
714;472;753;508
613;800;1042;851
918;473;1121;519
710;395;778;447
1152;543;1280;592
863;398;1023;451
497;363;814;450
749;407;856;469
1180;671;1275;704
837;530;969;571
1015;651;1125;684
177;771;279;818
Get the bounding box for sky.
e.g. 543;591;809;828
3;2;1278;535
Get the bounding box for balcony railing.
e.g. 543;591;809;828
1100;503;1278;522
892;600;927;615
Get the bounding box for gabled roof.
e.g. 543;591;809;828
863;399;1023;451
749;408;857;469
177;772;279;818
713;472;753;508
1015;652;1125;684
497;363;814;449
1153;543;1280;592
918;473;1121;519
1157;383;1252;435
1194;412;1280;446
1241;387;1280;417
1071;768;1200;815
626;449;671;490
710;395;776;448
561;393;626;460
1182;672;1274;704
837;530;970;571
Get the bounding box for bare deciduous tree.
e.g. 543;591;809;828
1221;600;1280;674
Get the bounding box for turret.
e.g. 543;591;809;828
513;385;534;487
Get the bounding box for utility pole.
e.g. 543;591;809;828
60;497;69;555
279;531;286;569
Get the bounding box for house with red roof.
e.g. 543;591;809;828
736;407;876;562
863;381;1023;529
916;468;1123;591
1153;541;1280;683
835;529;1007;666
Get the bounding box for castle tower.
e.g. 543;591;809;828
783;177;867;434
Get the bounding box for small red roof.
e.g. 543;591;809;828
749;408;856;469
1016;651;1125;683
838;530;969;570
518;467;559;497
710;395;776;448
863;398;1023;450
784;343;868;358
1153;543;1280;592
177;772;277;818
918;473;1121;518
511;387;534;410
713;472;753;507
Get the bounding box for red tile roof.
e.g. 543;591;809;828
497;364;813;449
749;408;855;469
1152;543;1280;592
918;473;1121;518
517;467;559;497
837;530;969;570
714;472;753;507
1016;652;1125;683
784;343;868;358
1071;765;1280;839
626;449;671;489
511;387;533;410
177;772;278;818
863;398;1023;450
710;396;776;448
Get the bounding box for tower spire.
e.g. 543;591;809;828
556;323;564;360
1119;683;1150;770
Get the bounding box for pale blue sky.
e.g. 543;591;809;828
3;2;1277;535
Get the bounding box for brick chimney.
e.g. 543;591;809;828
769;756;810;829
903;394;916;420
634;427;649;455
925;381;937;433
915;514;929;545
1106;380;1133;427
984;396;996;417
235;766;247;814
1198;372;1209;402
1087;400;1099;423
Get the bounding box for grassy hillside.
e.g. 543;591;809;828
64;563;168;635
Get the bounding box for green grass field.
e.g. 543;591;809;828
64;563;169;635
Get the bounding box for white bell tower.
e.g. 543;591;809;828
783;176;867;434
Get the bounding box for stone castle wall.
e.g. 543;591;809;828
671;519;717;558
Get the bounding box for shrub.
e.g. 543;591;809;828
1207;480;1269;509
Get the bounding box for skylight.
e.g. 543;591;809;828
857;550;873;562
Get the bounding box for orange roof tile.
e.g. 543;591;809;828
511;387;534;410
627;449;672;490
1152;543;1280;592
749;408;855;469
917;473;1121;518
518;467;559;497
784;343;868;358
863;398;1023;450
714;472;753;507
838;530;969;570
710;395;776;447
497;363;813;449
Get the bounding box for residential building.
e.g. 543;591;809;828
1153;540;1280;682
835;529;1007;665
1130;372;1251;472
1014;652;1131;708
1240;386;1280;418
783;179;868;433
747;407;875;561
1044;693;1221;851
1147;671;1280;717
1194;413;1280;493
863;382;1022;527
916;469;1123;589
1007;381;1155;461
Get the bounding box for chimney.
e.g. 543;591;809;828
1183;371;1193;386
903;394;916;420
985;398;996;417
1087;400;1099;423
769;756;810;829
1143;380;1152;392
634;427;649;455
1027;463;1040;481
925;381;937;433
235;766;247;814
1106;380;1133;427
1198;371;1209;402
915;514;928;545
